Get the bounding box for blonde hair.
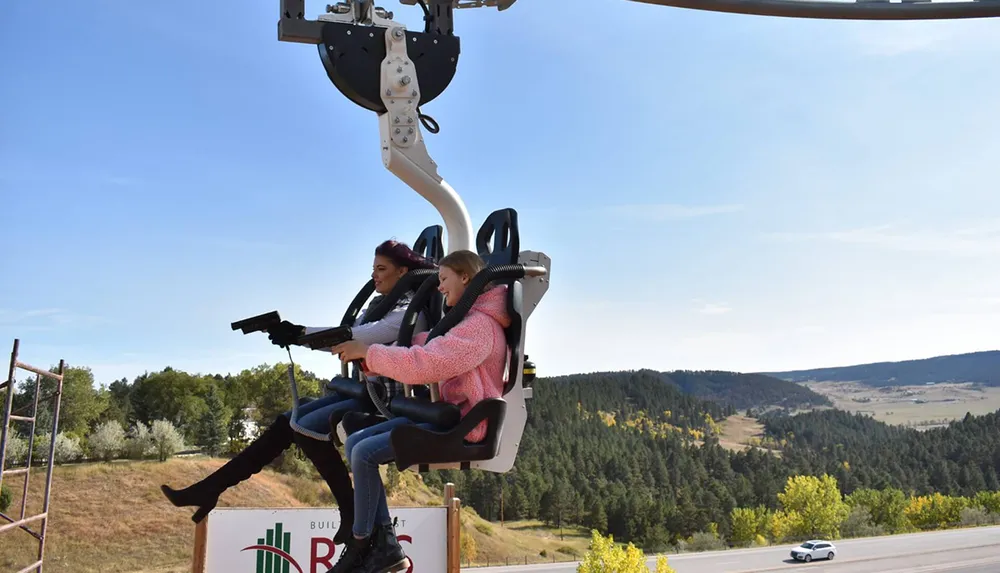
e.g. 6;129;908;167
439;250;488;288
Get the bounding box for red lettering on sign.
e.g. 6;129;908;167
310;537;336;573
307;534;422;573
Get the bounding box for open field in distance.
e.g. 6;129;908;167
799;381;1000;428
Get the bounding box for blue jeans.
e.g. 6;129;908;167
344;417;437;537
283;393;361;435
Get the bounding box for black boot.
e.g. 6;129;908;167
161;414;295;523
327;535;371;573
293;432;355;545
358;522;411;573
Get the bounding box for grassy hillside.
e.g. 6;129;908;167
0;458;591;573
662;370;832;410
763;350;1000;387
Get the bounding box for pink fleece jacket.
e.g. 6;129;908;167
364;285;511;443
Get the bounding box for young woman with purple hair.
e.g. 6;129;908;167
160;240;436;544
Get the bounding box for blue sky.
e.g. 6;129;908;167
2;0;999;387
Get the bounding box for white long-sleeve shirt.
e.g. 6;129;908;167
304;292;429;348
311;292;431;393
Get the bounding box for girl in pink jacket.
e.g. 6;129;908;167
328;250;510;573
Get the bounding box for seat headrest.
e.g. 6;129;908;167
476;209;519;267
414;225;445;263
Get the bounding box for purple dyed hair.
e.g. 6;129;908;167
374;240;438;271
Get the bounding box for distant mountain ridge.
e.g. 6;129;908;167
761;350;1000;387
660;369;832;410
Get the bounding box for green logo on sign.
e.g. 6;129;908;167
240;522;303;573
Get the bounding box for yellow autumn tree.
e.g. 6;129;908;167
974;491;1000;514
776;475;850;540
730;506;770;547
766;509;800;543
577;530;676;573
905;493;968;530
703;412;723;437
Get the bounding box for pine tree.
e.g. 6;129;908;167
197;386;229;457
586;500;609;533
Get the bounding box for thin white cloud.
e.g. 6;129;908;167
764;220;1000;257
610;203;744;221
692;300;732;315
0;308;109;328
0;308;62;320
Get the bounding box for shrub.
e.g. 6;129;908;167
840;506;887;539
685;531;727;552
973;491;1000;515
557;546;580;557
125;422;155;460
959;507;992;527
285;475;325;506
578;530;676;573
150;420;185;462
0;485;11;513
227;438;250;456
14;432;81;464
276;450;314;477
3;433;27;465
461;527;478;563
55;433;83;463
89;421;126;462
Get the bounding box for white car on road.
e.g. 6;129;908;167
790;540;837;562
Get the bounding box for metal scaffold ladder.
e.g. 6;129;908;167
0;339;65;573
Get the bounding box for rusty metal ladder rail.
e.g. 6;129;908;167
0;339;66;573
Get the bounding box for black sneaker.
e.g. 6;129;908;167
327;535;371;573
359;522;411;573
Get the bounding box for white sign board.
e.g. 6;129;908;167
202;507;448;573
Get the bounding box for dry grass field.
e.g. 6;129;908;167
0;458;592;572
800;381;1000;428
715;415;769;451
706;383;1000;456
695;415;782;457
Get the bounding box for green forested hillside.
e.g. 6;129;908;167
760;408;1000;495
9;360;1000;553
426;371;794;549
764;350;1000;387
429;372;1000;549
661;370;831;410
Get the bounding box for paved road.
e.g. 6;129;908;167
472;525;1000;573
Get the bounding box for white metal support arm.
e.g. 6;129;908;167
377;23;473;255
